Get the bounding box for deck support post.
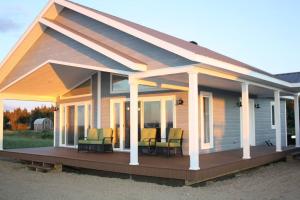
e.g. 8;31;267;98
274;90;282;152
0;99;3;150
129;77;139;165
294;94;300;147
241;82;251;159
188;70;200;170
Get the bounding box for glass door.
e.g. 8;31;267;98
60;102;92;148
66;105;75;146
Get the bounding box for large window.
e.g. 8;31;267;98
110;74;163;93
271;101;275;129
200;92;214;149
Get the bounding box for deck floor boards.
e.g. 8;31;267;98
0;146;297;184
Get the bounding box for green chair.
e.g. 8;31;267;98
156;128;183;156
78;128;113;152
138;128;157;154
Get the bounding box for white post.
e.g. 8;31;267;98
188;71;200;170
97;72;102;128
241;82;251;159
129;77;139;165
0;100;3;150
295;94;300;147
59;104;64;146
274;90;282;152
53;102;57;147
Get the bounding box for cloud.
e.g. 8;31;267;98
0;18;19;33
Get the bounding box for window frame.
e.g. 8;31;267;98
199;91;214;149
270;101;276;129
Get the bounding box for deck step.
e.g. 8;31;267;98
26;161;62;173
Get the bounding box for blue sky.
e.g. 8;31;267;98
0;0;299;110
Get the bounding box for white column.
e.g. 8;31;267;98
97;72;102;128
241;82;251;159
53;102;57;147
294;94;300;147
188;71;200;170
0;100;3;150
129;77;139;165
59;104;64;146
274;90;282;152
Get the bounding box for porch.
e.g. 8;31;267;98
0;145;297;185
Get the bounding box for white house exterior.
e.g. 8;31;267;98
0;0;299;171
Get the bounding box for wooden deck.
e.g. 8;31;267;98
0;146;297;185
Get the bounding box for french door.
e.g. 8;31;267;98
110;96;176;151
60;101;92;148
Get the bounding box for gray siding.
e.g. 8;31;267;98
56;8;196;69
100;72;288;155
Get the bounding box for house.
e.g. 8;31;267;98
33;118;53;132
0;0;299;178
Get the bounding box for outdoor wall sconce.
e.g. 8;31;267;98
254;103;260;109
176;98;184;106
236;101;242;107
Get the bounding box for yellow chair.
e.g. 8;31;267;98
138;128;157;154
156;128;183;156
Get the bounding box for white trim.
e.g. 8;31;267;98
295;95;300;147
0;60;131;94
270;101;276;129
53;102;57;147
284;100;288;147
199;91;214;149
0;0;58;83
274;90;282;152
39;18;147;72
97;72;101;128
60;94;92;100
59;100;92;148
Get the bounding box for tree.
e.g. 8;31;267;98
5;108;30;130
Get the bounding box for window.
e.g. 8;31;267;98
271;101;275;129
110;74;164;93
200;92;214;149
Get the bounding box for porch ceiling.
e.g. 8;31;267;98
148;73;289;97
0;63;95;98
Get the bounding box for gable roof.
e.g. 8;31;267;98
276;72;300;83
63;0;273;77
0;0;296;93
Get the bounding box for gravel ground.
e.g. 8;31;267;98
0;158;299;200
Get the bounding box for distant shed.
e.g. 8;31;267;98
34;118;53;132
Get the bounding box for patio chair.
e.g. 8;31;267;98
156;128;183;156
138;128;157;154
78;128;113;152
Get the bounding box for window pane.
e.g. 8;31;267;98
144;101;161;138
166;100;174;138
111;75;129;92
272;105;275;126
203;97;210;143
113;103;120;148
77;105;85;141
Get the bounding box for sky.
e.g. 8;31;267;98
0;0;299;110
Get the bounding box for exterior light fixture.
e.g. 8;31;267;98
236;101;242;107
254;104;260;109
176;98;184;106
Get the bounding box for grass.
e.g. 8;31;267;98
3;130;53;149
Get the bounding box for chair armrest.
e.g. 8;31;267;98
102;137;113;144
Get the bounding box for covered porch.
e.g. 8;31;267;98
0;145;296;185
